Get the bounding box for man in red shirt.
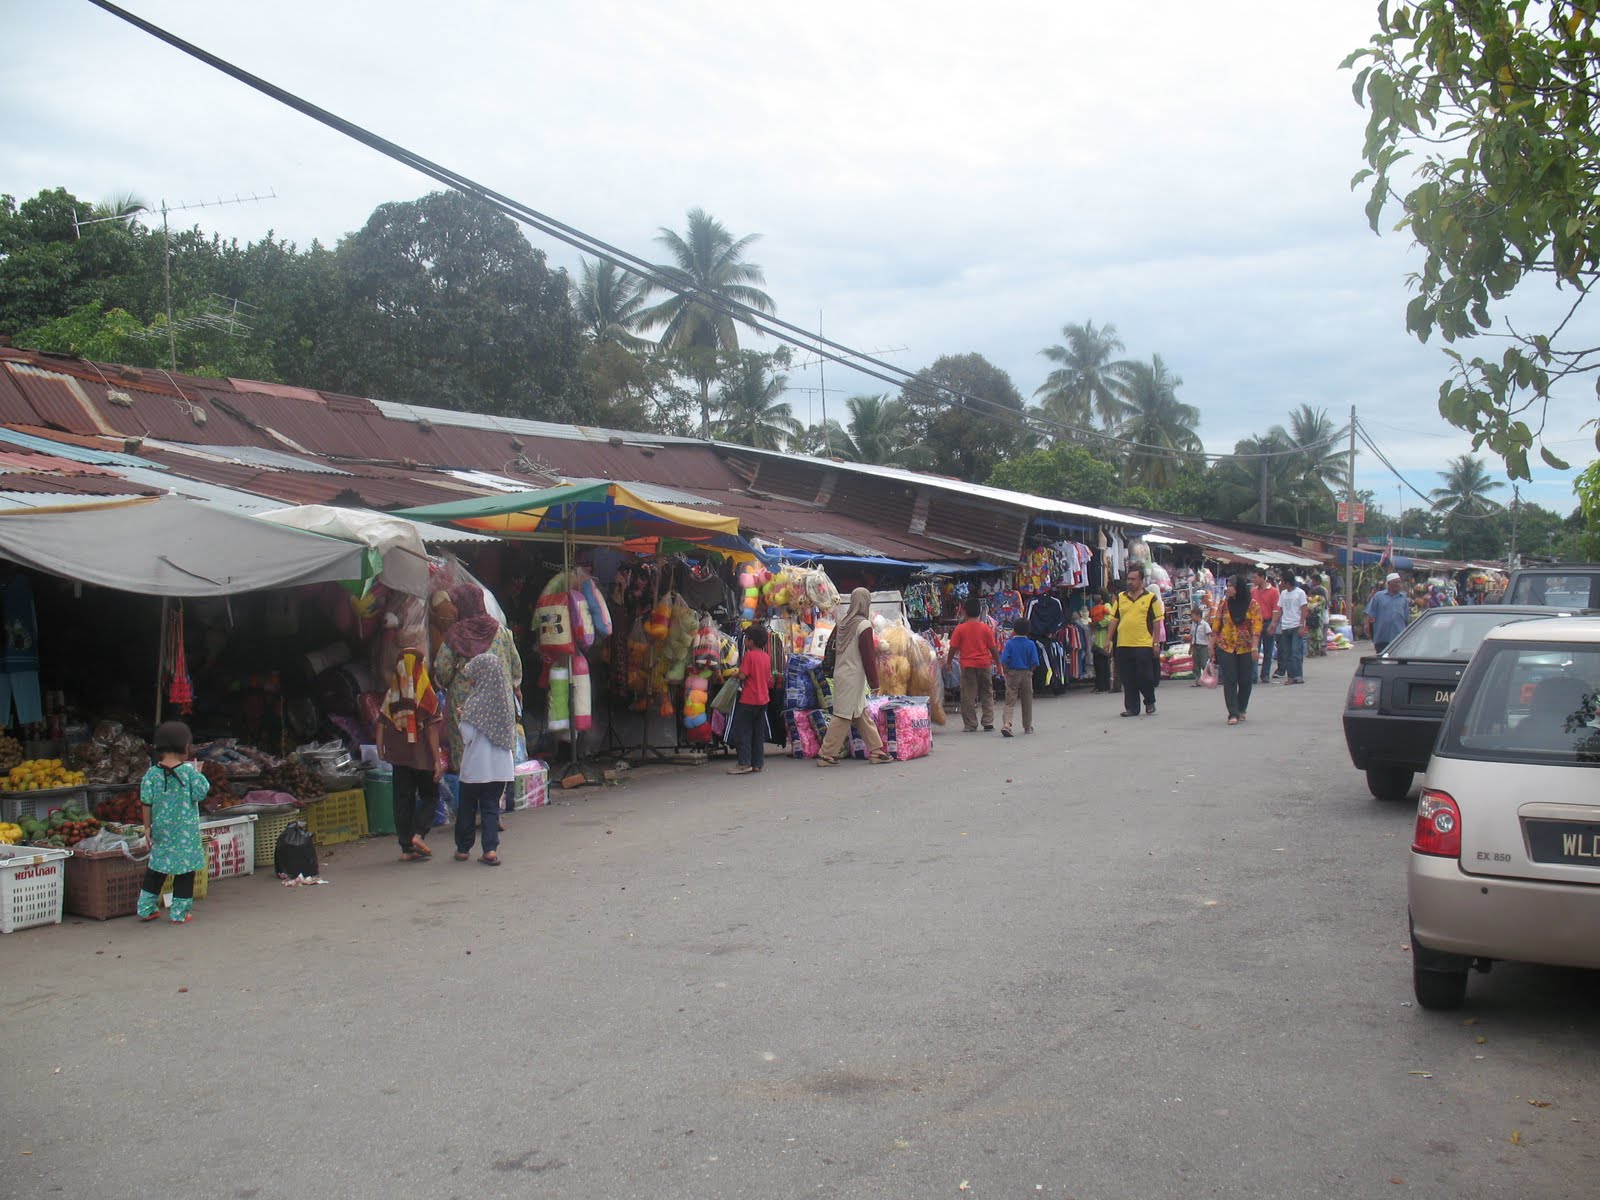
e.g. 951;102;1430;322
1251;568;1281;684
944;597;999;732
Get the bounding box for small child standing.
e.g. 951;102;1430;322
137;720;211;924
727;623;773;774
999;618;1041;737
1190;602;1213;686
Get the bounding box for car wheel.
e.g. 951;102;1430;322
1366;766;1414;802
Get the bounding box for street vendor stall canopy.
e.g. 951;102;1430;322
0;495;371;596
396;481;749;551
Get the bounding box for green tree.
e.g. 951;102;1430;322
843;393;915;465
988;443;1124;506
317;190;590;421
1431;454;1507;557
1034;320;1132;431
713;352;799;449
575;258;649;351
1347;2;1600;477
1114;355;1201;488
638;208;776;437
899;353;1031;482
0;187;144;334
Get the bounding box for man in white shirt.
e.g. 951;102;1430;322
1276;573;1309;684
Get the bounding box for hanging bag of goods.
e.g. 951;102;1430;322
784;654;824;711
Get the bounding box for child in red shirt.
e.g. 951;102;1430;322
944;597;999;732
728;623;774;774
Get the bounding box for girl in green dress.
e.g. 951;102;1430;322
136;721;211;924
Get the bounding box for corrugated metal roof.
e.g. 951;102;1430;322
561;477;719;507
0;491;147;512
369;398;705;446
142;440;351;475
0;473;161;496
0;425;153;468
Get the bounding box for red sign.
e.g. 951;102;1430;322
1337;502;1366;524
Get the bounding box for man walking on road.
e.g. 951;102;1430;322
1276;573;1309;685
1364;572;1412;653
1108;564;1164;717
945;596;999;732
1252;568;1280;683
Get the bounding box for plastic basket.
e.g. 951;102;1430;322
61;845;148;920
1;787;89;824
0;845;70;933
253;810;304;868
200;815;256;880
303;788;368;846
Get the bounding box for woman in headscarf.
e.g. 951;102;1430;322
452;651;516;865
377;647;443;861
817;587;893;766
433;582;523;776
1212;575;1263;726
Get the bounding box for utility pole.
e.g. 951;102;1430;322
817;308;828;455
1507;483;1520;570
1258;454;1269;524
1344;405;1357;621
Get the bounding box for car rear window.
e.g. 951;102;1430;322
1506;574;1600;607
1440;643;1600;766
1384;611;1550;659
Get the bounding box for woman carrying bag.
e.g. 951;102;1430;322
1213;575;1264;726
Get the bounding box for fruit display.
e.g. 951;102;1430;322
258;759;324;801
19;808;101;848
4;759;87;791
93;790;144;824
0;734;23;773
0;821;23;844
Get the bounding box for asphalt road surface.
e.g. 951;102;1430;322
3;653;1596;1199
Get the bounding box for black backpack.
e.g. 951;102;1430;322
273;820;319;879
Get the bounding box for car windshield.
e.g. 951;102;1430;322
1440;642;1600;765
1383;611;1553;660
1506;573;1599;607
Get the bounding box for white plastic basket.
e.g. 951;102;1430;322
0;845;70;933
200;814;257;881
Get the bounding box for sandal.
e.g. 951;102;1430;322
410;835;432;856
400;851;428;862
726;766;757;775
815;754;840;767
479;853;501;866
867;752;894;765
1227;716;1239;726
453;851;470;861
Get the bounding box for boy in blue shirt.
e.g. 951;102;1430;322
1000;618;1041;737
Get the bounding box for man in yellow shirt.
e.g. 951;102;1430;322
1106;564;1164;717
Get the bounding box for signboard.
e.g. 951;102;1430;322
1337;501;1366;524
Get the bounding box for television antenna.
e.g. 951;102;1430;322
73;190;276;370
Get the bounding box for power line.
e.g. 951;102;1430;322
87;0;1362;466
1354;420;1505;522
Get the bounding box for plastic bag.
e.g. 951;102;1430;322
73;829;150;859
273;820;319;880
1200;661;1220;689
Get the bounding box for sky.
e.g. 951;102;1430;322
3;1;1593;521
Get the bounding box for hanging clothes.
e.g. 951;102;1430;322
0;575;42;726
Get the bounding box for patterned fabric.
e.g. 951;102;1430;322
381;649;439;745
436;626;522;769
460;653;516;751
1213;600;1263;655
141;762;209;876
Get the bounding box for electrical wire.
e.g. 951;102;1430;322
87;0;1358;465
1354;419;1506;521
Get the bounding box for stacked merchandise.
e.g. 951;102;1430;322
1326;614;1355;652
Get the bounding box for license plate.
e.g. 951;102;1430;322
1524;819;1600;866
1410;684;1455;706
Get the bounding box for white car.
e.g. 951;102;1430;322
1407;616;1600;1009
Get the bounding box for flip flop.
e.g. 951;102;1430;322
453;851;470;861
726;766;757;775
400;851;428;862
410;836;433;856
480;853;501;866
1227;716;1239;726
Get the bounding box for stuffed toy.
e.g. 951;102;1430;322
682;670;712;743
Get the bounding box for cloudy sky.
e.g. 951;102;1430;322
4;1;1591;518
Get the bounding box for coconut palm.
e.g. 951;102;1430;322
714;354;799;450
844;393;915;465
1430;455;1505;517
799;419;858;459
1034;320;1132;433
1114;354;1201;488
575;258;649;350
93;191;148;229
1274;404;1350;494
637;208;776;436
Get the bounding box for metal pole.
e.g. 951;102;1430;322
1507;483;1519;570
162;202;177;372
1344;405;1357;621
155;596;168;725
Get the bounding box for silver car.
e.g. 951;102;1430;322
1407;616;1600;1009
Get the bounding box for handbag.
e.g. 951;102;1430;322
1200;660;1220;689
710;676;741;716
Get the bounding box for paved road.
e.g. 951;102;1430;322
2;654;1596;1199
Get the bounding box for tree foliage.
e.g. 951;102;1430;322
1034;320;1132;431
899;353;1031;482
988;443;1125;506
1113;354;1201;488
1347;1;1600;478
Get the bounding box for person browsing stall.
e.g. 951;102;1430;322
1108;565;1164;717
136;721;209;924
945;597;1000;732
727;623;774;775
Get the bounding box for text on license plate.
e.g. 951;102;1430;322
1412;685;1455;705
1524;819;1600;866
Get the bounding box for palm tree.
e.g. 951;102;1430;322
845;393;914;465
1275;404;1350;493
713;354;799;450
637;208;776;436
575;258;649;350
799;419;858;459
1034;320;1132;433
93;191;148;229
1114;354;1201;488
1431;455;1505;517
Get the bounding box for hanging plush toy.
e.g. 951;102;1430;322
737;570;760;626
574;569;613;639
644;598;672;641
691;614;722;669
